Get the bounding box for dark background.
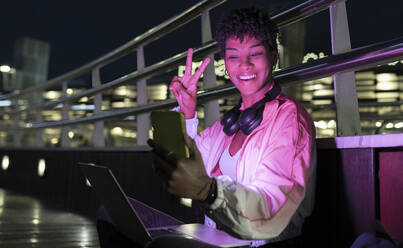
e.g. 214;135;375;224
1;0;402;81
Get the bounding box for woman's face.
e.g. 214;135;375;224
224;36;273;99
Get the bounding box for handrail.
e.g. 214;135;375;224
271;0;343;27
305;100;403;110
1;0;341;117
0;0;226;101
3;36;402;130
0;42;218;116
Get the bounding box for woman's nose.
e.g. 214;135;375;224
240;56;252;69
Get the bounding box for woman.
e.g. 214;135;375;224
165;6;316;247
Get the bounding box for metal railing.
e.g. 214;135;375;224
0;0;226;102
3;37;402;131
0;0;401;147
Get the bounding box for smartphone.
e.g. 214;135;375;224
150;111;189;159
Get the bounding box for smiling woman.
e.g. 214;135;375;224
94;5;316;248
224;36;273;106
146;6;317;248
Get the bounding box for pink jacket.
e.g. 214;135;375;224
184;93;316;240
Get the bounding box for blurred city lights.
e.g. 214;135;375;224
111;127;123;135
395;122;403;129
327;120;336;128
37;159;46;177
376;73;397;82
0;65;11;73
1;155;10;171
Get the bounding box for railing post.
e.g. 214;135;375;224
12;98;21;147
61;81;70;147
92;66;105;147
136;45;149;145
201;9;220;127
35;91;44;147
330;0;361;136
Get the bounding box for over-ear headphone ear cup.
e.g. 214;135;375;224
221;107;239;127
223;121;240;136
240;107;264;135
238;107;257;127
221;106;241;136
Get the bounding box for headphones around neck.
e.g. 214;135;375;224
220;83;281;136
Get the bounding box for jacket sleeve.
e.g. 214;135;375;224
207;103;315;240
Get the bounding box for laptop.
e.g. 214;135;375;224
78;162;251;247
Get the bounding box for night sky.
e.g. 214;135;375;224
1;0;402;82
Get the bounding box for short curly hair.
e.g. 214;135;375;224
215;6;279;58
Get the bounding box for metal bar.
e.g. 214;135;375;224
0;42;219;117
304;100;403;109
3;37;403;131
12;98;21;146
0;0;340;110
312;115;403;121
201;9;220;127
330;0;361;136
60;81;70;147
136;46;149;145
35;91;44;147
0;0;226;101
271;0;342;27
274;37;403;85
92;67;105;147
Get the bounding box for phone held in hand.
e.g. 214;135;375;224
150;111;189;159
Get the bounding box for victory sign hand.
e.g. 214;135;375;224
170;48;210;119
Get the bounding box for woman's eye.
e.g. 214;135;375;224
251;52;263;57
227;56;239;60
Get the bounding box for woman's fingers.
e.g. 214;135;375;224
171;81;191;99
170;76;190;100
169;76;181;90
185;48;193;77
193;57;211;82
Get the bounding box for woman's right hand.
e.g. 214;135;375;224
169;48;210;119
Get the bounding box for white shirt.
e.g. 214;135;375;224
219;145;240;181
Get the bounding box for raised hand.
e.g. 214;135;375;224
170;48;210;119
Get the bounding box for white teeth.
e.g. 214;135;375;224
239;74;256;80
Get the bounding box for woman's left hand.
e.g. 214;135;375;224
168;135;212;201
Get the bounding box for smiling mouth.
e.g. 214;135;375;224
238;74;256;80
